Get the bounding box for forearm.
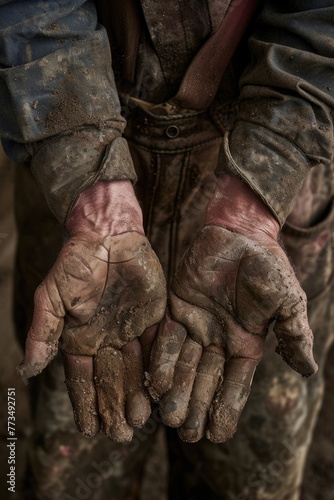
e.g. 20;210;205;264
66;180;144;237
205;173;279;241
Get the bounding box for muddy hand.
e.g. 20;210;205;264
148;174;317;444
18;181;167;442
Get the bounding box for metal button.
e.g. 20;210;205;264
166;125;180;138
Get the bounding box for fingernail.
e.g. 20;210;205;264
16;361;29;385
178;427;201;443
160;397;186;427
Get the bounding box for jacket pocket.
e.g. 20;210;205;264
282;197;334;300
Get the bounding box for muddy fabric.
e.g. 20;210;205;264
1;1;334;225
0;0;137;224
125;106;225;279
128;0;334;224
30;132;138;225
216;1;334;226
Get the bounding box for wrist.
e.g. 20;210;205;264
66;180;144;237
205;173;279;241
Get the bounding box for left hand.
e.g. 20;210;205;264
148;174;317;443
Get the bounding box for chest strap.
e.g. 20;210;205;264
97;0;259;110
170;0;259;110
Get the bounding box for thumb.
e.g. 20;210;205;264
17;278;65;380
273;287;317;377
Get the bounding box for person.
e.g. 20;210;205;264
1;0;334;498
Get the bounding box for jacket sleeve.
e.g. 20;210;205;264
0;0;137;224
217;0;334;226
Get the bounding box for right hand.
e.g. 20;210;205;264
18;181;167;442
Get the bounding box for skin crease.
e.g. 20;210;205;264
21;179;147;378
66;179;145;237
205;172;280;241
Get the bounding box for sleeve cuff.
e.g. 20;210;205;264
216;126;311;227
30;128;137;225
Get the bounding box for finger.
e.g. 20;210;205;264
17;280;65;379
148;312;187;400
178;345;225;443
122;339;151;428
95;346;133;442
274;288;317;377
63;353;100;437
206;357;258;443
159;338;202;427
169;291;222;346
140;324;159;371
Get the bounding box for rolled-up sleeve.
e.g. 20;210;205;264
217;0;334;226
0;0;136;224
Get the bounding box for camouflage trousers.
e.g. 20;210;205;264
14;104;334;499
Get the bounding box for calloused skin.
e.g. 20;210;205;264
148;173;317;444
18;180;167;442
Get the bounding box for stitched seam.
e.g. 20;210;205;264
128;136;222;155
